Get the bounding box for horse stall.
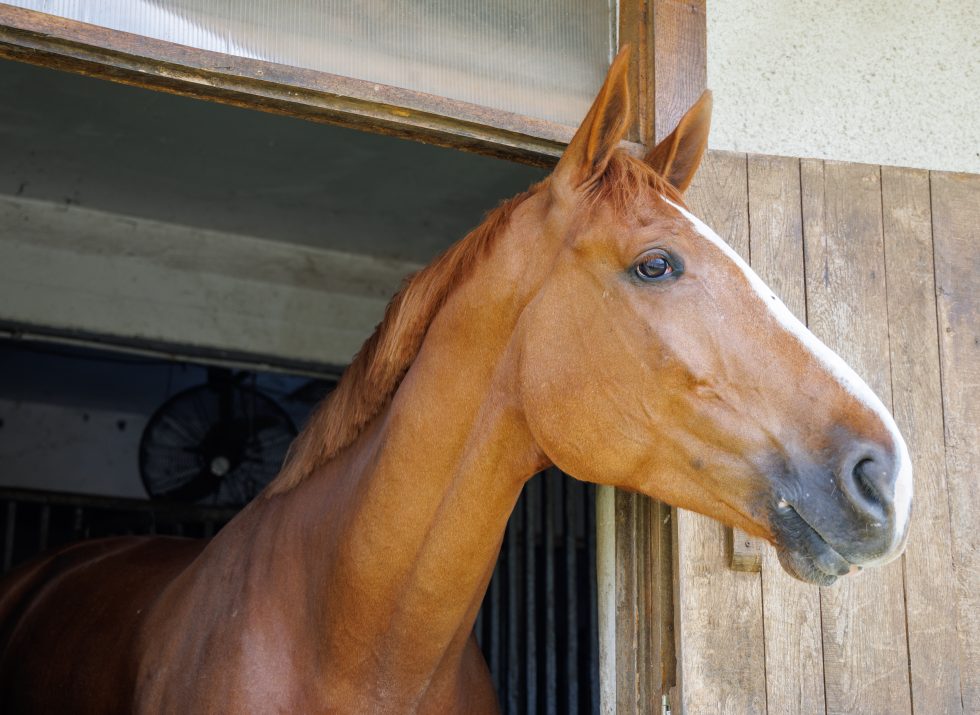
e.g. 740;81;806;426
0;2;977;714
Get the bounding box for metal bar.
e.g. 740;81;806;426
72;506;84;538
544;474;557;715
0;486;236;523
38;503;50;553
507;496;520;715
475;604;484;649
588;485;600;715
3;502;16;572
489;557;502;693
565;477;579;714
525;477;537;715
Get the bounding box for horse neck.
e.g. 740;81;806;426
256;209;553;703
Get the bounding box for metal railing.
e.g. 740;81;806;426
0;473;598;713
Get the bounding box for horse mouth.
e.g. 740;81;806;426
772;504;859;587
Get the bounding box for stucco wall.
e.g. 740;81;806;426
707;1;979;173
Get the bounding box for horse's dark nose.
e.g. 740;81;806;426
841;447;897;521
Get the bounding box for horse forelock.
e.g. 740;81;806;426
586;151;685;212
267;152;681;496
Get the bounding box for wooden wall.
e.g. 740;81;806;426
674;151;979;715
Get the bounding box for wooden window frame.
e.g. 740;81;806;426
0;3;654;167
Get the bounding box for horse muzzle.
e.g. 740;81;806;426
768;440;912;586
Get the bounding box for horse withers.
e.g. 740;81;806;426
0;48;911;713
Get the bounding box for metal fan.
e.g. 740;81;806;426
139;374;297;506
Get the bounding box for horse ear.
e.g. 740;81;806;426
644;90;712;193
552;47;632;193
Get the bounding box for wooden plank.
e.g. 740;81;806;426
0;4;644;167
675;151;767;715
605;9;708;710
882;166;963;714
931;170;980;713
729;526;762;572
746;153;828;715
651;0;707;143
0;195;415;373
619;0;655;146
801;160;911;715
614;490;641;712
597;486;618;714
609;490;667;714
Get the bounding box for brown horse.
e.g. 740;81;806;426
0;49;911;713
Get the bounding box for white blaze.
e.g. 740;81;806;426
664;198;913;558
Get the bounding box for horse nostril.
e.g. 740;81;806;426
853;459;882;504
844;453;895;518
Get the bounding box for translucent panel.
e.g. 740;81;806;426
8;0;617;125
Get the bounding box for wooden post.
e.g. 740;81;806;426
599;4;706;714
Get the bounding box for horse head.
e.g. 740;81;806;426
515;49;912;586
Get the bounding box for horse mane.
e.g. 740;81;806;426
267;151;680;495
266;181;543;495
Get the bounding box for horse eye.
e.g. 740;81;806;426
634;251;678;282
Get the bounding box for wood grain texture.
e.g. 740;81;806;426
729;526;762;572
931;171;980;713
619;0;654;146
612;492;671;714
612;9;708;710
651;0;707;143
801;160;912;715
882;166;964;714
747;154;828;715
676;151;767;715
614;490;641;712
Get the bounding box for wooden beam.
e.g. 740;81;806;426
0;195;417;374
602;4;707;712
0;5;587;168
931;170;980;713
651;0;707;143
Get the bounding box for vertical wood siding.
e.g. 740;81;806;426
676;151;978;715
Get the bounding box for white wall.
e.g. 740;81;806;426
707;1;979;173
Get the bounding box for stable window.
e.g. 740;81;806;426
0;2;708;712
5;0;616;126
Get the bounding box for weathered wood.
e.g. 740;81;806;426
652;500;676;699
931;170;980;714
675;151;767;715
728;527;762;572
651;0;707;143
0;5;648;168
0;195;415;374
619;0;654;146
747;153;827;715
881;166;963;714
606;7;708;711
596;486;618;715
614;490;641;712
801;160;911;715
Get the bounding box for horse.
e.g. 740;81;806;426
0;48;911;713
